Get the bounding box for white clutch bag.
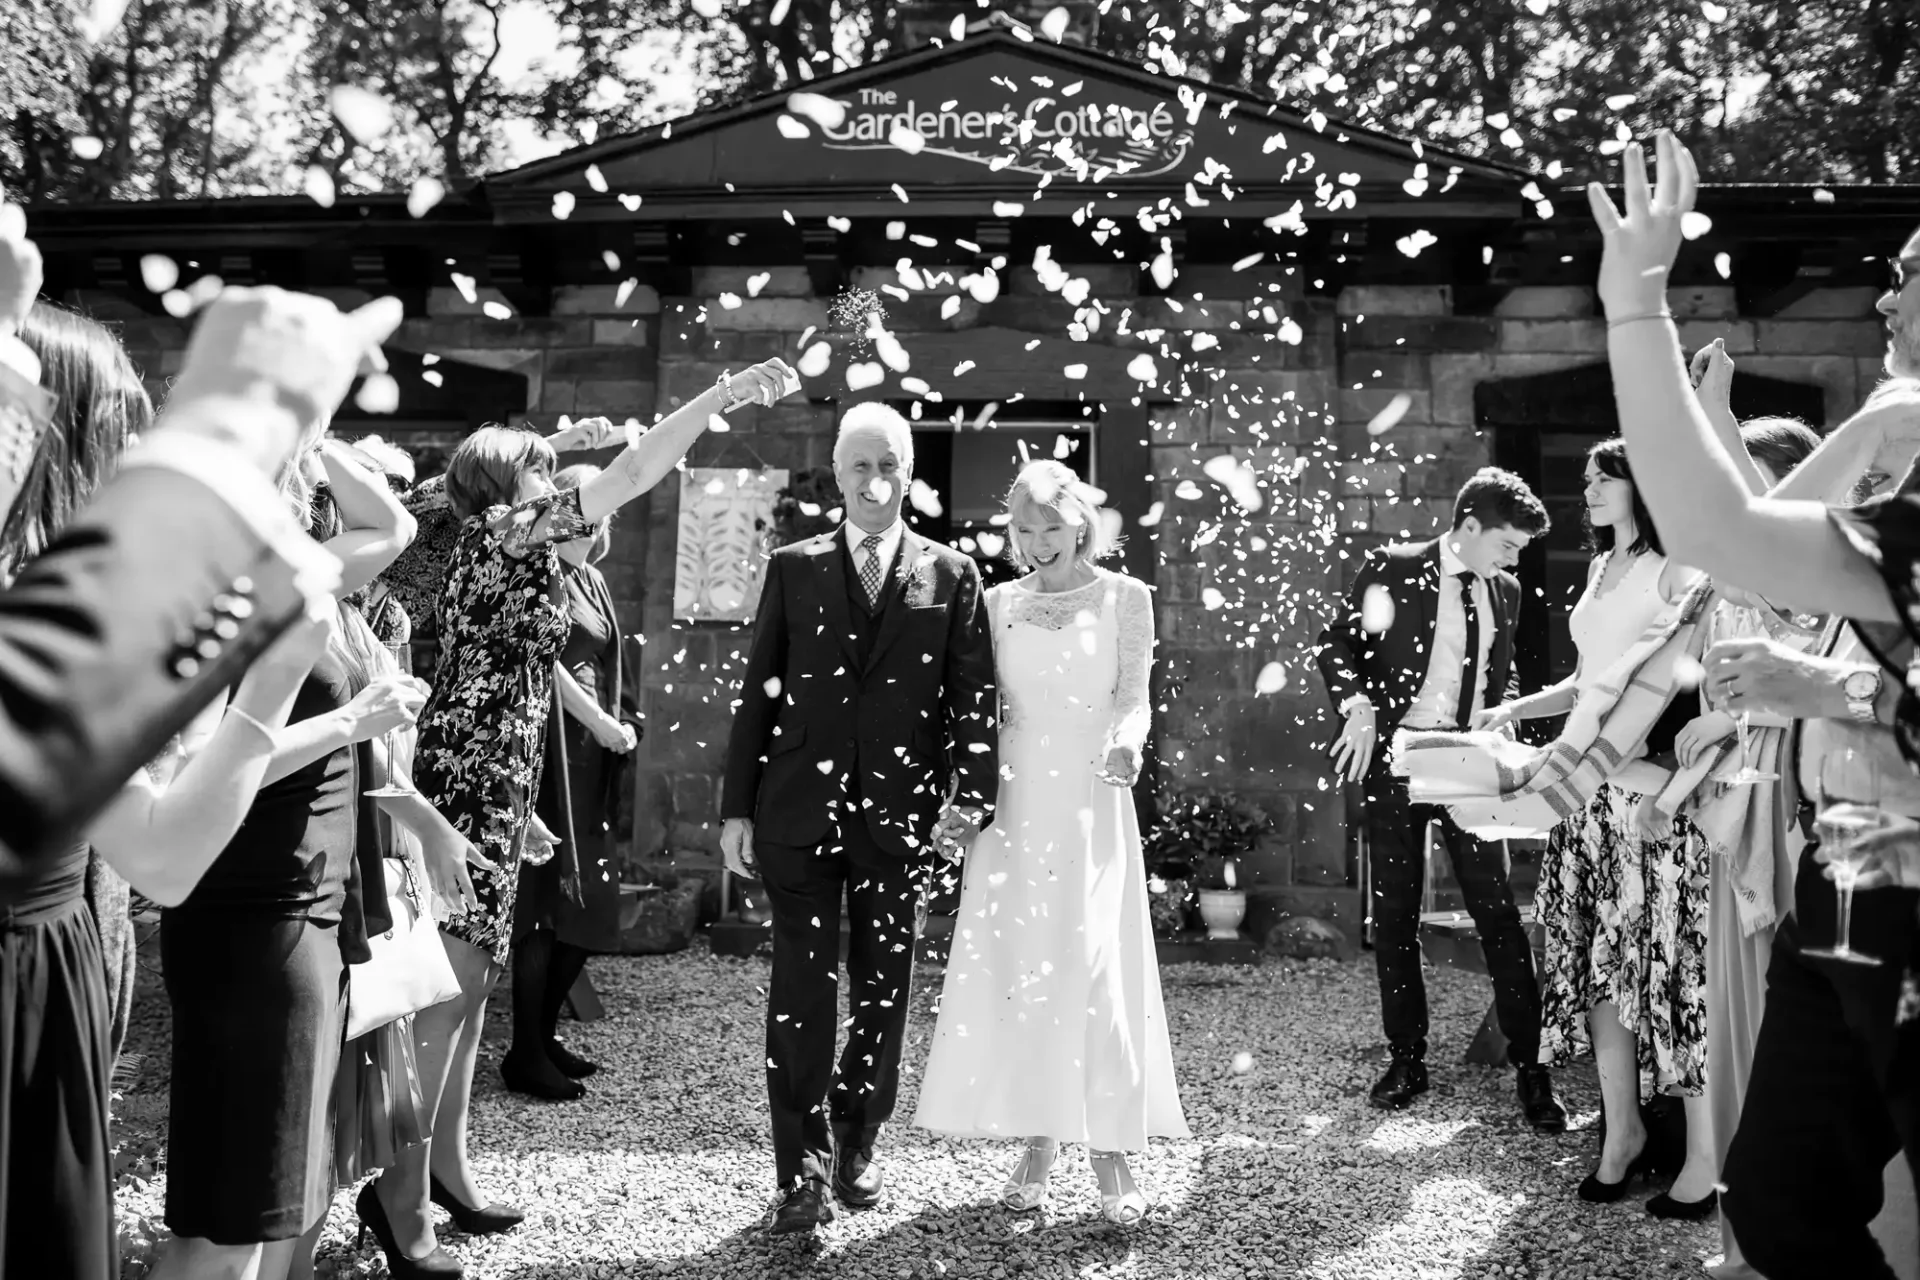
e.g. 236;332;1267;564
346;858;461;1040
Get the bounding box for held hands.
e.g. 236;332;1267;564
1330;703;1377;784
342;672;428;743
1674;711;1736;770
721;817;757;878
1097;744;1140;788
722;359;802;410
1586;129;1698;320
931;805;984;863
590;714;638;753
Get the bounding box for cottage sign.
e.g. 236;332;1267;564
813;84;1193;180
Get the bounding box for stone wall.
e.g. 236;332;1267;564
64;272;1889;915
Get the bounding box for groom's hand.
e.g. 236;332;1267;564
1330;703;1376;783
722;818;757;878
931;805;983;862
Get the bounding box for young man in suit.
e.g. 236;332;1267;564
722;402;998;1236
1316;466;1565;1130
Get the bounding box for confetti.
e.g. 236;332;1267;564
1680;211;1712;240
1255;664;1288;695
1366;393;1414;436
1231;1051;1256;1074
407;177;446;218
302;166;336;209
1714;252;1732;280
139;255;179;293
1361;584;1397;634
355;373;400;414
70;136;103;160
329;85;394;145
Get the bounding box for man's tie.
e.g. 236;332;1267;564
859;533;886;607
1453;570;1480;731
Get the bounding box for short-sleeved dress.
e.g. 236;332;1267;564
415;487;595;963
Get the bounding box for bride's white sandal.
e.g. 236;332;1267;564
1001;1138;1058;1211
1089;1150;1148;1226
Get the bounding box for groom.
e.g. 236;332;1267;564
1315;467;1566;1131
722;403;998;1235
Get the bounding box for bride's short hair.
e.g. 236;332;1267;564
1003;460;1119;569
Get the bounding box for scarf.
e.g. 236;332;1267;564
1392;576;1719;838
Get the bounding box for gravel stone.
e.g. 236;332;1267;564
111;943;1722;1278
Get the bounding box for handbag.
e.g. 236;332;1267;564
346;858;461;1040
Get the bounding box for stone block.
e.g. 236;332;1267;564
1339;458;1404;497
470;318;595;349
1368;497;1448;539
545;347;650;379
706;297;830;332
1150;403;1208;445
1130;298;1246;332
428;285;511;317
1338;496;1369;532
1336;284;1452;317
554;283;663;315
394;317;476;349
1752;320;1887;359
1009;262;1136;298
1177;264;1308;300
1669;285;1739;320
537;381;576;414
1344;315;1499;353
1430;353;1496;427
849;264;962;296
1673;320;1756;354
1732;354;1859;416
882;295;982;330
572;380;656;415
1497;319;1606;354
1492;286;1598;319
591;318;652;347
1339;388;1432;426
690;265;814;298
1339;351;1431;390
1774;287;1881;320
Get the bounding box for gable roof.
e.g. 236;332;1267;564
485;26;1529;223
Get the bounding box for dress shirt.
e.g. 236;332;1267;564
1401;539;1494;732
844;518;904;586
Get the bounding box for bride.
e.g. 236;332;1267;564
913;460;1188;1224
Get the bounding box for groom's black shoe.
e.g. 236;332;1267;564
832;1126;884;1209
770;1182;835;1236
1369;1057;1430;1110
1516;1065;1567;1133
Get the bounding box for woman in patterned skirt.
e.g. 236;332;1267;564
365;361;799;1267
1478;439;1715;1213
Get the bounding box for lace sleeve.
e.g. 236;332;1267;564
486;485;594;559
1107;574;1154;755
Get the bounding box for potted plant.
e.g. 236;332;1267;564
1144;791;1270;939
767;466;842;550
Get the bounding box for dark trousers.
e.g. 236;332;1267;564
757;817;926;1189
1722;845;1920;1280
1364;758;1542;1064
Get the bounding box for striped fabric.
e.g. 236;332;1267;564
1392;577;1721;839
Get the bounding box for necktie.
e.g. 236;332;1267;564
859;533;886;606
1454;570;1480;731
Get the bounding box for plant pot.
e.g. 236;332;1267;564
1148;877;1193;939
1197;889;1247;940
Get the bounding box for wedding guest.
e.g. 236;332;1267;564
914;461;1186;1224
1314;467;1564;1128
1587;132;1920;1277
367;362;800;1265
505;463;638;1100
1478;438;1718;1213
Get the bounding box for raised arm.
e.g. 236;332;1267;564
1107;575;1154;757
317;437;417;595
1590;132;1895;621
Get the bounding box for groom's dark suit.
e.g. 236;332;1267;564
724;523;996;1191
1316;538;1542;1069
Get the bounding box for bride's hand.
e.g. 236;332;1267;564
1098;744;1140;788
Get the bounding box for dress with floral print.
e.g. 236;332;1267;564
414;486;594;962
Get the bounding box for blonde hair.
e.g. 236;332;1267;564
554;463;611;564
1004;460;1117;570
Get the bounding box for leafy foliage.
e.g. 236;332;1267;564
1144;789;1270;889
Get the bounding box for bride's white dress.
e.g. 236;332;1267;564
913;569;1189;1150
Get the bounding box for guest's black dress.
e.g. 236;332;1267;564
0;839;115;1278
520;562;632;953
161;654;384;1244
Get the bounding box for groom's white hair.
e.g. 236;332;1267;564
833;403;915;474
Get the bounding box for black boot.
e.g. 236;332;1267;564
1369;1055;1430;1110
1516;1065;1567;1133
502;930;583;1100
544;940;599;1079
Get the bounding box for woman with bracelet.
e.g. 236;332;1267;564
503;463;637;1100
363;360;799;1273
1476;436;1718;1212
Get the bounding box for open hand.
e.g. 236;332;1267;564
1329;705;1377;784
721;817;757;878
420;828;489;915
1586;130;1698;321
552;415;626;452
1098;744;1140;788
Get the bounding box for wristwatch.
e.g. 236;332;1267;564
1844;667;1884;722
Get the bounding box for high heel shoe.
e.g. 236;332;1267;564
355;1182;463;1277
430;1174;526;1235
1577;1145;1657;1204
1000;1138;1058;1211
1089;1150;1149;1226
1647;1189;1719;1221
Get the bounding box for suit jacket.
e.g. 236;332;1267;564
0;464;310;896
1315;537;1522;740
723;526;998;859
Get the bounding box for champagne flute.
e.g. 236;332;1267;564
364;641;415;799
1714;676;1778;786
1802;746;1884;966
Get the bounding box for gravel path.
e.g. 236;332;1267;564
112;945;1720;1279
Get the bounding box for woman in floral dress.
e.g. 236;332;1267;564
364;361;799;1270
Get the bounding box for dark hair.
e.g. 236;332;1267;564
2;303;154;574
1452;466;1550;537
444;425;558;520
1583;438;1662;558
1740;417;1821;484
